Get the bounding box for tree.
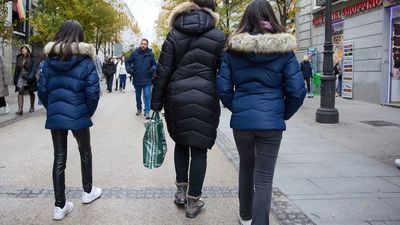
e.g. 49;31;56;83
0;0;13;41
31;0;139;54
218;0;251;35
272;0;301;28
155;0;185;43
151;42;161;61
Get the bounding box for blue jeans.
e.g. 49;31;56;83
134;85;151;114
336;78;342;96
119;74;127;90
233;129;282;225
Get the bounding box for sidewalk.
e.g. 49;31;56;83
0;86;44;128
0;84;279;225
1;83;399;224
216;96;400;225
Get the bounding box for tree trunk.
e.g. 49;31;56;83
224;0;230;34
281;5;287;27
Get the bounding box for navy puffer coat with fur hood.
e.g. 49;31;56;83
38;42;100;130
217;32;306;131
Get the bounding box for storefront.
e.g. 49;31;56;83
389;4;400;103
306;0;400;105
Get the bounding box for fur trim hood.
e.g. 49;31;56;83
43;42;96;59
168;2;220;28
228;32;297;54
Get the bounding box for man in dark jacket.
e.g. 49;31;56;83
126;39;156;119
102;58;116;93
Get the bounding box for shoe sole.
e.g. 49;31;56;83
82;196;101;204
53;204;73;220
82;194;102;204
185;205;205;218
174;199;187;206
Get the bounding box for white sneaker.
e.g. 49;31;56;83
4;103;9;114
395;159;400;169
53;201;73;220
238;213;252;225
82;186;102;204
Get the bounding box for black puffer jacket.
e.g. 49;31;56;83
151;2;225;149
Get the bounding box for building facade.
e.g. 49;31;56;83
296;0;399;106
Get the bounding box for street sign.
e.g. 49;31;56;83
342;40;353;99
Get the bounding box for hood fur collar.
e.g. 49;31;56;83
168;2;220;28
228;32;297;54
43;42;96;59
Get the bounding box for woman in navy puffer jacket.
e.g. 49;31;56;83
38;20;101;221
216;1;306;224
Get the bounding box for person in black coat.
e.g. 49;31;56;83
334;60;342;97
102;57;116;93
300;55;313;97
13;44;38;115
151;0;225;218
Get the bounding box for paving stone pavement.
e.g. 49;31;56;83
0;84;279;225
217;96;400;225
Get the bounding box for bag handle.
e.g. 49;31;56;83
151;111;160;120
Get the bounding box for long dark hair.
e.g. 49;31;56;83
191;0;216;11
49;20;85;60
235;0;285;34
17;46;32;69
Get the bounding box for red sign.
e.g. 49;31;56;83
313;0;383;27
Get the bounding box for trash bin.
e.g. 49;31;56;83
313;72;321;95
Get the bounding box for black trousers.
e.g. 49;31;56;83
106;76;114;92
174;143;207;197
0;97;6;107
51;128;93;207
304;77;311;93
233;130;282;225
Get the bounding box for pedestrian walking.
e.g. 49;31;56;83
116;56;128;92
113;58;119;91
94;55;104;81
13;44;38;115
300;55;313;98
151;0;225;218
38;20;101;221
0;55;10;114
126;39;156;119
102;57;116;93
334;60;342;97
216;0;306;224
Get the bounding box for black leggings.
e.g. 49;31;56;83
174;143;207;197
51;129;93;208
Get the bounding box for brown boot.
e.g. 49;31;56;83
186;195;205;218
174;182;188;206
29;95;35;112
15;95;23;115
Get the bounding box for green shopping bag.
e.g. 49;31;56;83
143;111;168;169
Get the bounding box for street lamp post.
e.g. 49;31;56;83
315;0;339;124
24;0;30;44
